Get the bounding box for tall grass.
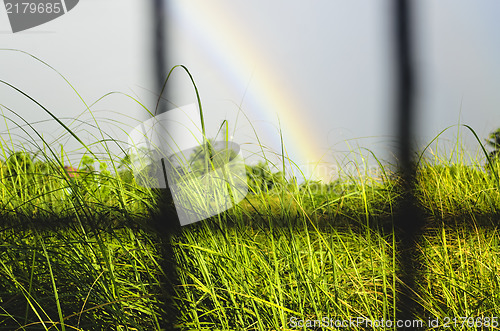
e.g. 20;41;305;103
169;144;400;330
417;223;500;327
166;125;500;330
415;125;500;221
171;219;397;330
0;50;167;330
1;50;500;330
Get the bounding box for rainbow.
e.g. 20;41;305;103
168;1;329;181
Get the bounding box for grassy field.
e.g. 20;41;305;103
1;131;499;330
1;55;500;330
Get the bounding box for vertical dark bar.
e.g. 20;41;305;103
395;0;413;171
393;0;423;324
151;1;180;328
153;0;168;115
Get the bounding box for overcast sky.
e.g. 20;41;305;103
1;0;500;181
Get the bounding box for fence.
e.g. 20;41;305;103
151;0;424;328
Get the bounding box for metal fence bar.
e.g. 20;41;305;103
393;0;424;324
150;1;181;329
153;0;167;116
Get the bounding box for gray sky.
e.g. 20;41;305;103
1;0;500;181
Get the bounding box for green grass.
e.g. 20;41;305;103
0;227;165;330
2;50;500;330
417;223;500;328
170;219;397;330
